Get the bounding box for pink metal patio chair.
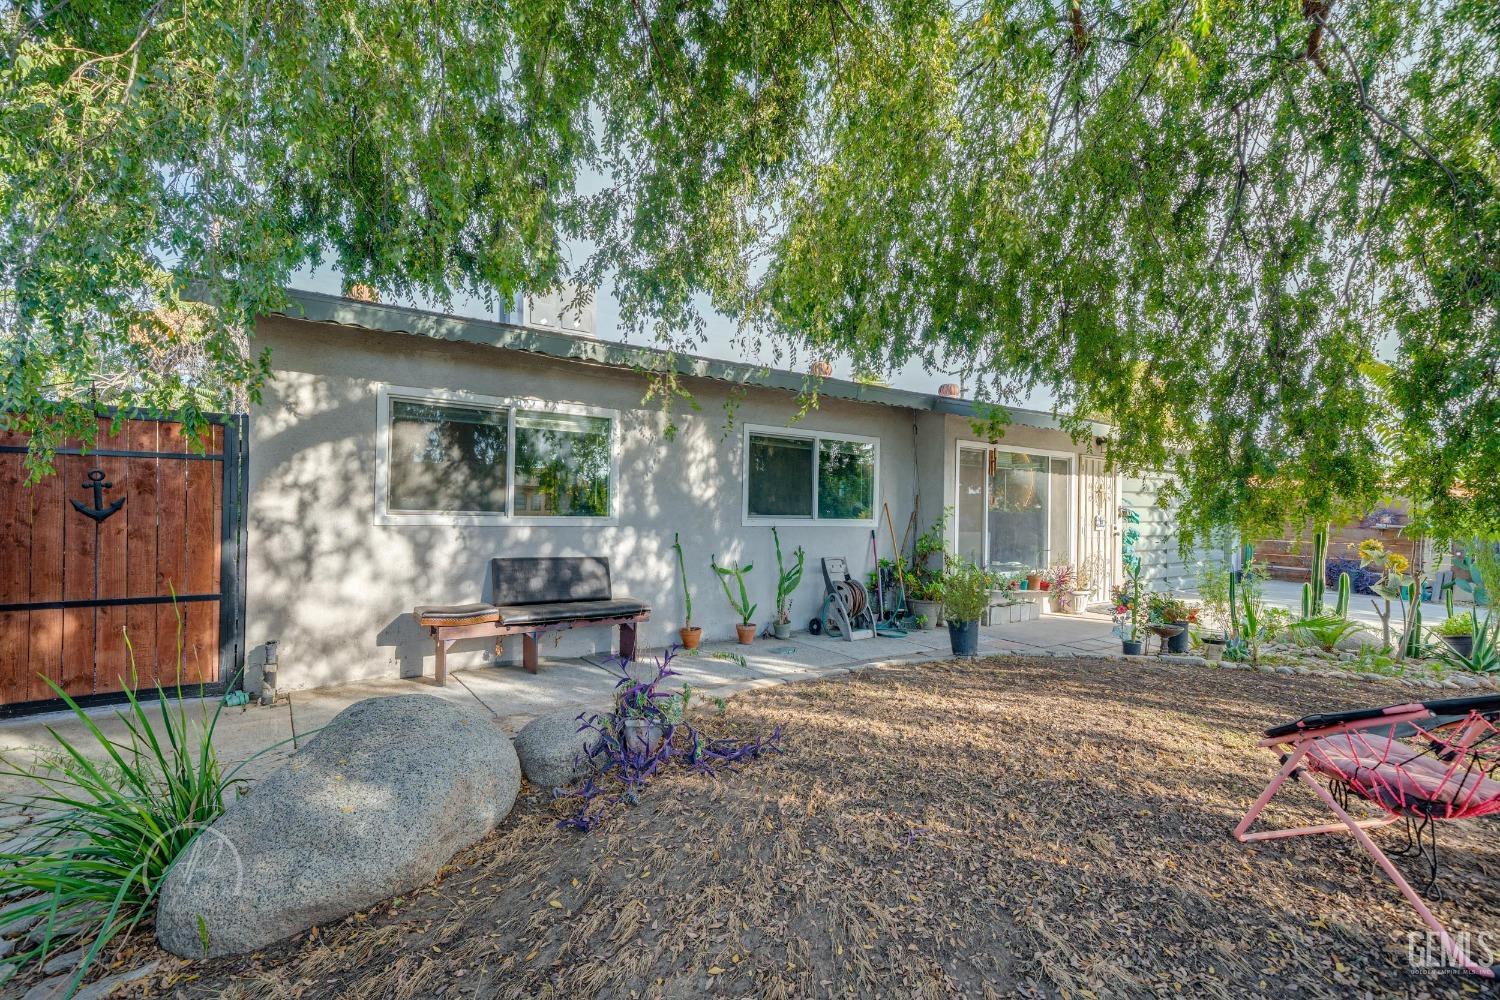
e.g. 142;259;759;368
1235;694;1500;977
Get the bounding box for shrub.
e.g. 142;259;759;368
939;559;993;623
1326;557;1381;595
0;673;261;994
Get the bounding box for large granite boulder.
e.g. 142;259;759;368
513;710;595;789
156;695;519;958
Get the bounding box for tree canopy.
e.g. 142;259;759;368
2;1;1496;542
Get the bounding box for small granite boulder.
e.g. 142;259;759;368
156;695;519;958
513;710;594;789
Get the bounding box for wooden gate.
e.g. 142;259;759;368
0;414;247;714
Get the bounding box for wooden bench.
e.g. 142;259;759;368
414;557;650;685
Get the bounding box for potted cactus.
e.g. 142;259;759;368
712;555;758;644
672;533;701;649
771;527;805;640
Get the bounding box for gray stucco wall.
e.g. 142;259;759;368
246;317;923;691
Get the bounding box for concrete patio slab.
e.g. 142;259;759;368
0;613;1121;785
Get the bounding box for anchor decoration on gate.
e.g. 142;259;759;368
70;469;125;523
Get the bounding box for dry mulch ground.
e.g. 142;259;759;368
136;656;1500;999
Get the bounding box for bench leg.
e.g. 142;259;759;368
434;637;449;687
522;633;539;674
619;621;638;661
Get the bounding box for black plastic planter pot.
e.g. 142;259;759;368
1442;633;1475;659
1122;639;1144;656
1167;621;1191;654
948;620;980;656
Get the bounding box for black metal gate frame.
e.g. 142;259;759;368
0;410;249;716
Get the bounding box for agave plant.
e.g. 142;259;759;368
1441;613;1500;673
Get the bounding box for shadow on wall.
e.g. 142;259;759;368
245;324;918;691
248;350;743;688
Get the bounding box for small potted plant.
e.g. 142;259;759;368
1162;598;1196;654
1049;563;1077;613
771;527;805;640
712;555;758;644
941;559;992;656
1114;563;1146;655
908;579;942;629
672;533;701;649
906;511;949;627
1435;612;1478;658
1024;567;1042;590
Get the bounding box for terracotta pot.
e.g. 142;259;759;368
937;383;963;398
1025;574;1041;590
679;626;702;650
809;360;833;378
735;623;757;645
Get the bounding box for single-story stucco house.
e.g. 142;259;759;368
239;289;1207;694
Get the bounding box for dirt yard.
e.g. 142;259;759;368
133;656;1499;999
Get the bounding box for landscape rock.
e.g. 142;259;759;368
21;960;162;1000
156;695;520;959
513;710;594;790
40;946;84;975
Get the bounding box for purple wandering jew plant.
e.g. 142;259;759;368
554;646;782;831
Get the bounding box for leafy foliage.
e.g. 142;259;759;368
4;2;1498;541
939;558;993;623
0;676;257;993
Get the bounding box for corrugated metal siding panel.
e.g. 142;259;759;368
1120;472;1213;592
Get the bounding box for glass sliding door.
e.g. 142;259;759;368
957;449;986;564
955;445;1073;576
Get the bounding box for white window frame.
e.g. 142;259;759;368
741;423;880;527
374;384;619;526
951;439;1076;568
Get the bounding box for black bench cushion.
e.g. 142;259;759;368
494;599;649;625
492;557;612;605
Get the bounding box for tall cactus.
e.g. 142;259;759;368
1229;565;1241;637
1405;602;1424;658
1308;525;1328;616
1335;571;1350;618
